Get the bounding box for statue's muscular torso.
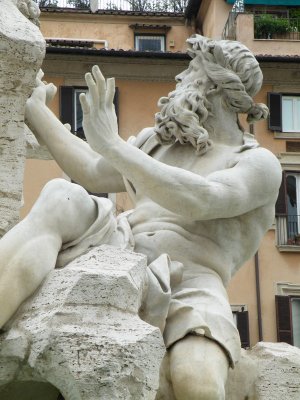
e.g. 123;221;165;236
127;139;275;286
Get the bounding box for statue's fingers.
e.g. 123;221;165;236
37;69;44;81
85;72;98;105
106;78;115;108
92;65;106;105
45;83;57;103
79;93;90;115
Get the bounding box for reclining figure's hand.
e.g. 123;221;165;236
79;65;119;154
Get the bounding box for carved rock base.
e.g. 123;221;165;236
0;245;165;400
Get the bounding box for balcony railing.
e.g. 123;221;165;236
223;12;300;41
254;16;300;40
35;0;188;12
276;215;300;247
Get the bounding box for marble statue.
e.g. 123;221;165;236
0;35;282;400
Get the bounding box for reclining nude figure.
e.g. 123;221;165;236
0;35;281;399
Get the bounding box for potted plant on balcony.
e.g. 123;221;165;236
254;14;291;39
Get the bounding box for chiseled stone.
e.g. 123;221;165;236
226;342;300;400
0;0;45;237
0;246;165;400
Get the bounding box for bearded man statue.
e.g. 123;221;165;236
0;35;281;400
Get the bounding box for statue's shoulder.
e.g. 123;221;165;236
130;128;156;148
127;128;160;156
237;147;282;189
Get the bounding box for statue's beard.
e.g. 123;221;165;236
154;85;213;155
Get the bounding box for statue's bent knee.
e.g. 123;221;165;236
36;179;91;213
29;179;97;242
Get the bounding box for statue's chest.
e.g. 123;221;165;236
152;143;239;176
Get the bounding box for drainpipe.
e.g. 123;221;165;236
255;251;263;341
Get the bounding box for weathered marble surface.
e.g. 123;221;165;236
0;245;165;400
0;0;45;237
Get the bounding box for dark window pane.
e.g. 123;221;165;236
286;175;298;237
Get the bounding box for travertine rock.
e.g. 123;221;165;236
226;342;300;400
0;245;165;400
0;0;45;237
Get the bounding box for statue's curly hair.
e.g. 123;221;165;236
187;35;268;123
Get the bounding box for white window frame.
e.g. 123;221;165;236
276;284;300;348
282;95;300;133
74;88;87;134
135;34;165;52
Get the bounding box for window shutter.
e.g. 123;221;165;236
268;92;282;131
275;295;293;345
60;86;74;132
275;172;287;215
236;311;250;349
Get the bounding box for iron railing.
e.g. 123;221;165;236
223;13;300;41
276;215;300;246
34;0;188;12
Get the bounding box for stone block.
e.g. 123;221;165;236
0;245;165;400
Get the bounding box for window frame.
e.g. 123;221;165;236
276;294;300;347
134;33;166;52
268;92;300;138
275;159;300;252
74;87;88;136
231;305;250;349
282;96;300;133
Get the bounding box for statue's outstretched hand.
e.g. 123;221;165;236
27;69;57;107
79;65;119;154
25;70;57;144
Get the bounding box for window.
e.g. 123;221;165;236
135;34;165;52
268;93;300;134
282;96;300;132
231;305;250;348
276;172;300;247
276;295;300;347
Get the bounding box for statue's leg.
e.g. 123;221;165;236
0;179;97;328
169;335;228;400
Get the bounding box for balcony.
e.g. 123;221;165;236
35;0;188;13
276;215;300;251
223;12;300;56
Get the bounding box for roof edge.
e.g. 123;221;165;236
46;46;190;60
